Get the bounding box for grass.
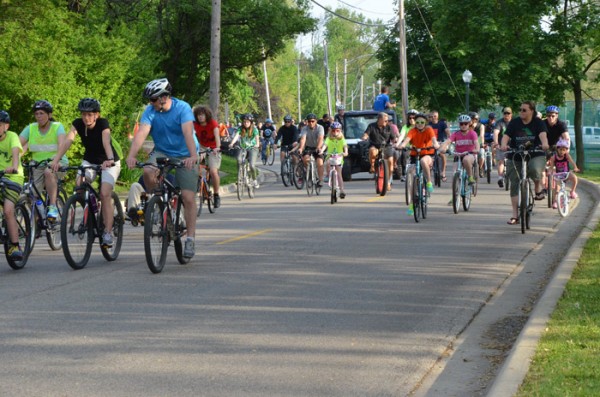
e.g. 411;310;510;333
517;168;600;396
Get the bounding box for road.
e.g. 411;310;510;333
0;159;594;396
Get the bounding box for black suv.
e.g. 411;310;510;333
342;109;399;181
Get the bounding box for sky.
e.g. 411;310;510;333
297;0;398;54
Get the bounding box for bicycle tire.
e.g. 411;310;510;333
330;170;337;204
293;162;305;189
144;195;168;273
207;186;215;213
433;155;441;187
268;144;275;165
237;165;244;201
46;189;67;251
375;159;382;194
557;190;569;217
471;165;478;197
100;192;124;262
314;164;321;196
61;194;93;270
405;169;412;205
306;161;314;196
421;181;428;219
380;159;389;196
281;160;291;187
197;178;204;217
4;201;31;270
463;176;472;212
21;197;38;254
547;173;554;208
247;163;255;199
486;155;492;184
452;173;460;214
412;175;421;223
520;180;528;234
174;198;190;265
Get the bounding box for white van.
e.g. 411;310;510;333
568;126;600;149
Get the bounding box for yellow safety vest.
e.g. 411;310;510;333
29;122;60;162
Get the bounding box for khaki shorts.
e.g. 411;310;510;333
80;160;121;187
200;147;222;169
0;177;22;205
506;155;546;197
149;150;199;192
32;165;67;195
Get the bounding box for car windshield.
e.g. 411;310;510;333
343;115;380;139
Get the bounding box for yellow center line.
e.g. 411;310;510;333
366;196;386;202
216;228;273;245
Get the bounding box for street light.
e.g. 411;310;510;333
462;69;472;113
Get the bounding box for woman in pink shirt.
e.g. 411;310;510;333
440;114;480;184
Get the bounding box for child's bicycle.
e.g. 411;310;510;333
451;152;477;214
482;143;493;184
408;147;434;223
60;164;124;270
327;153;344;204
0;171;31;269
197;148;216;217
20;159;68;253
554;171;574;217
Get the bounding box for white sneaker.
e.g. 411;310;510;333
183;238;195;258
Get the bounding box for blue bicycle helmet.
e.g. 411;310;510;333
331;121;342;130
32;100;53;113
546;105;559;113
265;118;273;124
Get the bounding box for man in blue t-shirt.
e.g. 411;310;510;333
373;86;396;111
126;78;199;259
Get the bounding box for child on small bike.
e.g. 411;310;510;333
548;138;579;208
440;114;480;184
0;110;25;260
319;122;348;198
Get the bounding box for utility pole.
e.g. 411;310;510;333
324;39;332;116
209;0;221;119
262;51;272;121
398;0;409;119
335;61;339;106
297;59;302;121
360;74;364;109
343;58;348;109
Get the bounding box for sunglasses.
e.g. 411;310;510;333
415;120;426;125
308;119;316;123
503;112;512;115
519;108;530;112
459;122;470;126
546;113;558;117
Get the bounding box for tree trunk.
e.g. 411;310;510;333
574;80;585;171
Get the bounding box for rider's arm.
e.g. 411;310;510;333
439;137;451;153
398;135;411;149
51;127;77;171
101;127;115;169
567;153;579;172
126;123;151;169
432;137;440;150
500;134;510;151
316;133;324;152
493;127;501;146
343;144;348;157
182;120;199;168
298;134;306;153
212;126;221;152
539;131;550;151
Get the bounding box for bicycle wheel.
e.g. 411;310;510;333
421;181;428;219
306;162;314;196
61;194;93;270
197;178;204;217
144;195;168;273
412;175;421;223
330;171;337;204
247;164;255;199
46;189;67;251
207;186;215;213
314;165;321;196
174;198;190;265
452;173;460;214
547;174;554;208
281;160;291;187
237;165;244;201
471;165;478;197
375;159;382;194
486;154;492;184
433;156;441;187
293;161;305;189
268;144;275;165
557;190;569;217
405;168;413;205
4;201;31;270
520;181;528;234
21;197;38;254
377;159;389;196
99;192;124;262
463;176;472;212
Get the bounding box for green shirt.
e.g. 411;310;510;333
0;131;24;185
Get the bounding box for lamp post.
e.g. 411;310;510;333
462;69;472;113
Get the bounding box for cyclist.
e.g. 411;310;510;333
468;112;485;175
317;114;331;133
229;113;260;188
19;100;68;221
298;113;325;187
500;101;549;225
398;112;440;196
361;112;395;191
428;110;450;182
494;107;512;187
193;105;221;208
319;122;348;198
544;105;569;147
275;115;300;163
373;86;396;111
260;118;276;163
440;114;480;184
125;78;199;258
51;98;121;247
548;138;579;208
0;110;25;260
334;105;345;128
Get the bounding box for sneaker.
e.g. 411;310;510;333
498;178;504;188
316;181;323;188
552;201;558;209
47;205;59;220
127;207;138;222
570;191;578;199
479;168;484;178
183;238;195;258
253;180;260;188
214;194;221;208
102;232;113;248
407;204;414;216
340;191;346;199
426;181;434;193
7;245;23;260
468;176;476;185
400;176;406;182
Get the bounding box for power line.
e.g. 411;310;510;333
336;0;393;16
309;0;395;27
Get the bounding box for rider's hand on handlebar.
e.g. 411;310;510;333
126;156;137;170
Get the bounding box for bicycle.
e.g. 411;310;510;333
262;139;276;166
20;159;68;253
506;145;544;234
374;143;389;196
236;146;256;200
553;171;573;217
403;148;412;205
408;146;434;223
0;171;31;270
483;143;493;184
471;155;479;197
305;149;321;197
60;164;124;269
451;152;477;214
197;149;216;217
327;153;344;204
293;153;305;190
545;163;556;209
432;150;442;187
137;158;191;273
280;144;297;187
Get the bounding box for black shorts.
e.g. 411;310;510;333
303;146;323;159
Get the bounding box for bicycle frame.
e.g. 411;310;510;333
507;146;544;233
327;153;343;204
408;147;434;223
554;171;571;217
451;152;475;214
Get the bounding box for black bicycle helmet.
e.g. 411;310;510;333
415;113;428;121
143;78;172;99
305;113;317;120
78;98;101;112
242;113;254;122
407;109;419;116
283;115;293;122
32;100;53;113
468;111;479;120
0;110;10;123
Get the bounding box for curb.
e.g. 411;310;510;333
487;178;600;396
